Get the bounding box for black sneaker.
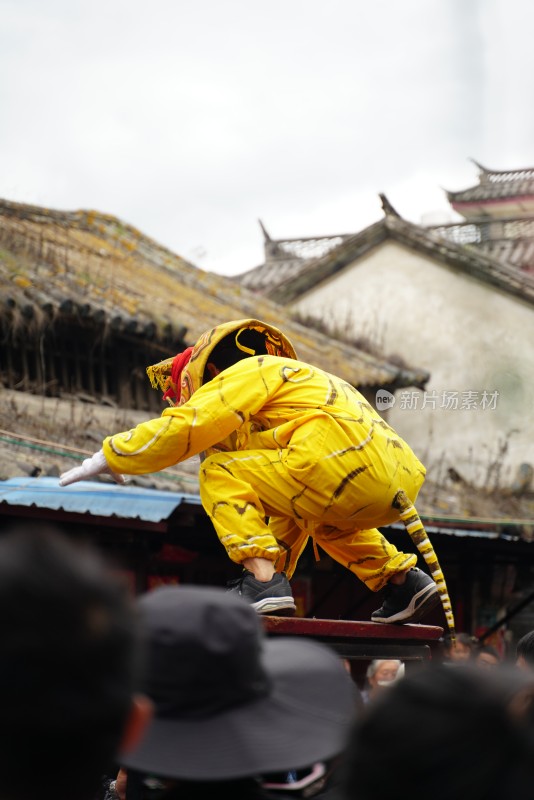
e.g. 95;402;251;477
371;567;440;624
227;570;296;615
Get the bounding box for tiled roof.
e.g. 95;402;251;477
0;198;427;391
428;218;534;272
238;221;353;293
242;213;534;308
447;161;534;205
476;238;534;271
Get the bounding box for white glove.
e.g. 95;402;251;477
59;449;128;487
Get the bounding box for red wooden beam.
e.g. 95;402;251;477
263;616;442;641
262;615;444;664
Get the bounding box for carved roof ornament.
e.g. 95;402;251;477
379;193;401;218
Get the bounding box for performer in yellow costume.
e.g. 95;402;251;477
60;318;450;626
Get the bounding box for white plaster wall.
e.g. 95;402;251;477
292;240;534;487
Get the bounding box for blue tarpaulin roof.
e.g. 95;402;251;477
0;477;202;524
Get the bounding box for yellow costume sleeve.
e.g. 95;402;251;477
102;357;286;474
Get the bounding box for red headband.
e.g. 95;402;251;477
162;347;193;403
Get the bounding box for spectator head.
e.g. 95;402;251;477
344;663;534;800
442;631;476;662
475;644;501;670
120;585;357;783
364;659;404;700
516;630;534;671
0;524;150;800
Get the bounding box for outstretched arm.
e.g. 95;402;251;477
62;358;284;485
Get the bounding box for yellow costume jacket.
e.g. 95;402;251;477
103;319;425;532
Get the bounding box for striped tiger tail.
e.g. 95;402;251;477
392;489;456;644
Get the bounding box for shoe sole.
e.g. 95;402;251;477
371;583;440;625
252;596;297;615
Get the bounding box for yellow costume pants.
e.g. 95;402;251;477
200;447;420;592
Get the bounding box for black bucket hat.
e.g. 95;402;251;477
120;585;356;780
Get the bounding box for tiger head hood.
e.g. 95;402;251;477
146;319;297;406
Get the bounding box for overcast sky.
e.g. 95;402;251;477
1;0;533;276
